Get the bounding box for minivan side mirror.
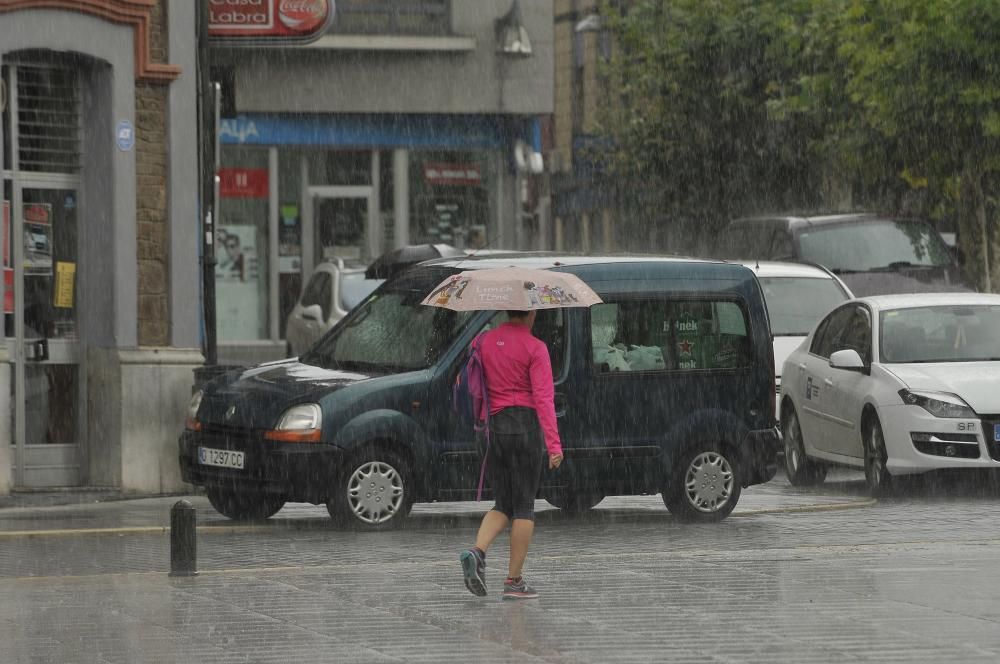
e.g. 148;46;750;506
829;349;865;372
301;304;323;322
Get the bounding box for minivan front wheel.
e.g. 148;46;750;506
545;490;605;514
328;446;414;530
206;487;286;521
663;443;741;523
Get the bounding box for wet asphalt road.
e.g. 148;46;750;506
2;471;999;663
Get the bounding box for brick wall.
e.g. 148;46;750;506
135;0;170;346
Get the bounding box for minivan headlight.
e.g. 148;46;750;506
898;389;975;418
185;390;203;430
266;403;322;442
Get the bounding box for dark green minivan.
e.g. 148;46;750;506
179;255;779;528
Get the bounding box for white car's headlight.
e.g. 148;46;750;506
898;389;975;418
266;403;323;442
185;390;204;430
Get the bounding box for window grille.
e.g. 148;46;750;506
15;61;82;174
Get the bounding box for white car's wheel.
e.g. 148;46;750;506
782;407;827;486
864;415;893;497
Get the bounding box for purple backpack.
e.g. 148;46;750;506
453;333;490;432
453;333;491;499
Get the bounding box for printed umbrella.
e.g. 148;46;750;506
421;267;602;311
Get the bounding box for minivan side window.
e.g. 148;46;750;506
301;272;333;321
590;298;752;372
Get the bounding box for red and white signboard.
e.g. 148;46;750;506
219;168;270;198
209;0;334;43
423;163;483;186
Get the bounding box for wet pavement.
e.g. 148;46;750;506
3;471;999;663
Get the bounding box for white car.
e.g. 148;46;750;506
741;262;853;417
285;259;383;357
779;293;1000;495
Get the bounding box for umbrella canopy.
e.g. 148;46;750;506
421;267;603;311
365;243;466;280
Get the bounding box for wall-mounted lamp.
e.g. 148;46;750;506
496;0;532;56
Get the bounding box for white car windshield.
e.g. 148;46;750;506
758;276;849;336
340;272;383;311
880;305;1000;363
797;220;951;272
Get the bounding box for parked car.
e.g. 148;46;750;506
180;255;779;528
284;259;384;357
779;293;1000;495
718;213;974;296
740;262;853;418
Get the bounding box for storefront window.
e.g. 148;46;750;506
410;150;496;250
217;147;269;341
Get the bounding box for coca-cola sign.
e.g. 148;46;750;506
209;0;333;44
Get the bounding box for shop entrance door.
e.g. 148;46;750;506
302;186;377;279
4;181;84;487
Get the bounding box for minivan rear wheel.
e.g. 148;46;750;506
327;446;414;530
206;487;286;521
782;408;828;486
545;490;605;514
663;443;741;523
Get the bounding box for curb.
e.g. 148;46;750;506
0;497;876;539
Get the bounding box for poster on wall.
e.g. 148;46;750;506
278;204;302;274
23;202;53;276
216;224;261;341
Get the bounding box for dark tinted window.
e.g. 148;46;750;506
590;298;751;372
811;306;853;358
719;222;794;260
814;305;871;361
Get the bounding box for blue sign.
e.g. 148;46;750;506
116;120;135;151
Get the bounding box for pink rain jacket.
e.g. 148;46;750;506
479;322;562;456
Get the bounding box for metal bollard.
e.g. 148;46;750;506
169;499;198;577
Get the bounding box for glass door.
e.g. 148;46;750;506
302;185;377;280
7;183;83;487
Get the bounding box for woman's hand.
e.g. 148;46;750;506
549;452;564;469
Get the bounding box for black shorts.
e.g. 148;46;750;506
486;407;545;521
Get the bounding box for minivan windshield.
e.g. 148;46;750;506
758;276;850;336
879;305;1000;363
797;220;951;272
303;269;474;373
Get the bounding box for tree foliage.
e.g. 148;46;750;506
600;0;1000;287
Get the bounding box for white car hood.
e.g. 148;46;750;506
772;336;805;378
884;362;1000;414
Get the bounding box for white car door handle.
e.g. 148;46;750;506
824;378;834;386
798;363;807;371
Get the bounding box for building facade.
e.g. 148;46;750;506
0;0;202;494
209;0;555;365
550;0;617;254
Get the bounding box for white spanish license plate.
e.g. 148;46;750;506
198;446;245;470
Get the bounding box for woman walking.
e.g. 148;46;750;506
459;309;564;600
